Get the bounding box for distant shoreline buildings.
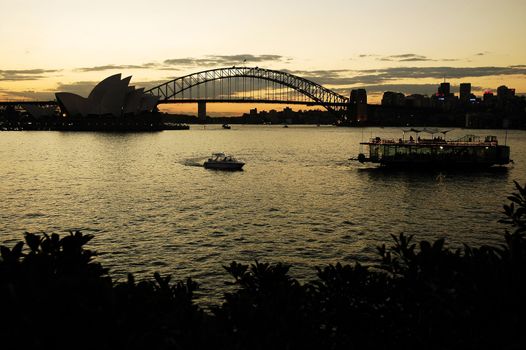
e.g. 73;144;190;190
376;81;525;128
381;81;520;111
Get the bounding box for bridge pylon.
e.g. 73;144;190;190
197;101;206;123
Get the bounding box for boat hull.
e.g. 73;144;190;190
370;160;509;169
203;161;244;170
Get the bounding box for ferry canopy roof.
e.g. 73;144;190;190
402;128;453;135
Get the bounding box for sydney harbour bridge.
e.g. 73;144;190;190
1;66;359;123
144;66;351;121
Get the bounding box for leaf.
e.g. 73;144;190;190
0;246;11;261
24;233;41;252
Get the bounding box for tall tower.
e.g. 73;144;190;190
459;83;471;102
350;89;367;121
438;82;451;96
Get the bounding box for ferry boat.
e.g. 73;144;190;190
356;129;510;168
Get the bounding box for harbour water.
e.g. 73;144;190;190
1;125;525;303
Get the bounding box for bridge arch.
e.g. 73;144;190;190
145;67;350;116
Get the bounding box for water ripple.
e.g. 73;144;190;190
0;126;525;304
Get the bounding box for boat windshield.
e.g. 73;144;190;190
209;153;238;162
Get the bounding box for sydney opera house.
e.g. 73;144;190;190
56;74;158;118
53;74;163;131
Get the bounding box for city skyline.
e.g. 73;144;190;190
1;0;525;115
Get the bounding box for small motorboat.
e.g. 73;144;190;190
222;124;231;129
204;152;244;170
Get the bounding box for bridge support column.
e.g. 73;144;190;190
198;101;206;123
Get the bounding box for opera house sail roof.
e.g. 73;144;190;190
55;74;159;117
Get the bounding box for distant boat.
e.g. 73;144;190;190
164;123;189;130
222;124;231;129
204;152;244;170
283;124;289;128
355;128;510;168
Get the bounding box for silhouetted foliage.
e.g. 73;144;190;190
0;231;209;349
213;261;318;349
1;182;526;349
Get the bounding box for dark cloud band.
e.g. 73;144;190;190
164;54;285;67
0;69;60;81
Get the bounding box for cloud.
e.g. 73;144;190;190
162;58;197;66
216;54;284;63
374;53;459;62
283;69;348;79
164;54;285;67
390;54;430;61
131;79;179;90
55;81;100;97
75;63;159;72
0;69;60;81
281;69;372;86
390;54;422;58
376;54;430;62
359;66;526;81
0;88;55;100
285;69;410;86
399;57;433;62
73;55;287;74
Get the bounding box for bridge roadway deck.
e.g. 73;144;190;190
1;99;349;107
157;99;348;106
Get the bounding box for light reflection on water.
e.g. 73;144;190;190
0;126;525;304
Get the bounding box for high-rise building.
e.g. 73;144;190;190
459;83;471;101
497;85;515;99
350;89;367;104
483;90;494;102
381;91;405;106
350;89;367;121
438;82;451;96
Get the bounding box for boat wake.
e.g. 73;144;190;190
182;157;206;167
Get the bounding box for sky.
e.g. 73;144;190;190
1;0;525;115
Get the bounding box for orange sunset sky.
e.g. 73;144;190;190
1;0;525;116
